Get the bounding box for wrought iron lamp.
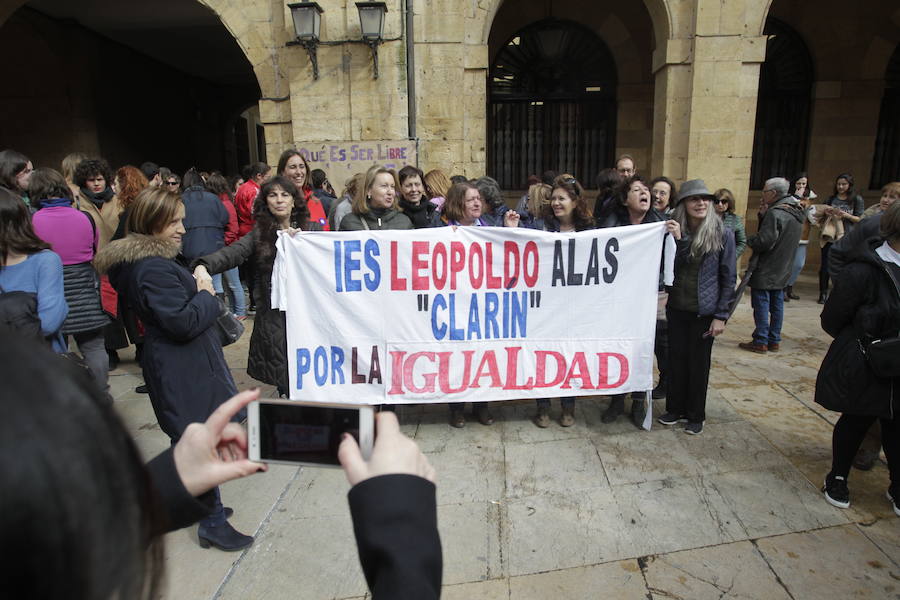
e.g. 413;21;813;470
356;2;387;79
288;2;324;79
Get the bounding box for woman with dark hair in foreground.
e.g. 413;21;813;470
0;333;441;599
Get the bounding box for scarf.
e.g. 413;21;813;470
38;198;72;209
80;186;114;207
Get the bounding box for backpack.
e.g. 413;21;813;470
0;285;45;344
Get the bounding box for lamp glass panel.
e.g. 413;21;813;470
358;6;384;39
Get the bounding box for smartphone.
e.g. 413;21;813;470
247;400;374;468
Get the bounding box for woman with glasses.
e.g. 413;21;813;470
712;189;748;261
598;175;679;427
657;180;734;436
529;175;593;427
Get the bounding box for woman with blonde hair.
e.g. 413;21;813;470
424;168;452;213
95;186;253;551
61;152;88;199
339;165;413;231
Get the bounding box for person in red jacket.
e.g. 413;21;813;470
234;162;269;238
233;162;269;312
277;149;330;230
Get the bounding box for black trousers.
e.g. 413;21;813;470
665;308;714;423
832;413;899;485
819;242;832;293
655;318;668;387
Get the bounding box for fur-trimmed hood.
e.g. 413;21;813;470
93;234;180;275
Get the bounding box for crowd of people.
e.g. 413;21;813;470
1;143;898;598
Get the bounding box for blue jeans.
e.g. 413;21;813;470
751;288;784;346
216;267;247;316
788;243;807;286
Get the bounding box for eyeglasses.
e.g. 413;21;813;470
166;181;179;186
561;177;580;196
713;199;729;205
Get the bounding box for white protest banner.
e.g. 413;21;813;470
273;223;669;405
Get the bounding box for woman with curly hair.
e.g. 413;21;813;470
111;166;150;241
191;176;322;395
530;175;593;427
74;158;121;249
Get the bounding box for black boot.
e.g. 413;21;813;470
631;395;646;428
601;395;625;423
786;285;799;300
198;521;253;552
783;286;791;302
817;290;828;304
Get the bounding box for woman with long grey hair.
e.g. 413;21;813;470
656;180;736;435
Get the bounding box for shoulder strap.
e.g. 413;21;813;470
82;210;98;254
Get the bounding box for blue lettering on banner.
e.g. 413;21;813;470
296;348;311;388
364;239;381;291
314;346;328;386
333;241;343;292
330;346;345;384
430;292;529;342
431;294;447;339
344;240;362;292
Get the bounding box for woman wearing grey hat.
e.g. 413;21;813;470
657;179;736;435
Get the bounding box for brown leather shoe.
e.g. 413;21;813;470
768;343;780;352
738;341;768;354
475;403;494;426
449;408;465;428
533;406;551;428
560;405;575;427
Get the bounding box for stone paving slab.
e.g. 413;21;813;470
106;283;900;599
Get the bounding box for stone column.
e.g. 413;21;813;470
650;0;768;218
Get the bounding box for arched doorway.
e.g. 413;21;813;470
749;17;813;189
488;18;617;189
870;43;900;189
0;0;262;174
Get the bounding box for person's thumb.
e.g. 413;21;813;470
338;433;367;486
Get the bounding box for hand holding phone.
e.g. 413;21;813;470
338;411;435;487
173;389;268;497
248;400;374;467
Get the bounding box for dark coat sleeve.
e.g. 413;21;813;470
829;214;882;278
193;227;257;275
145;448;214;535
820;262;869;338
137;260;220;342
348;474;442;600
715;229;737;320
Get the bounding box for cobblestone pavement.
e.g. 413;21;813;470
112;276;899;599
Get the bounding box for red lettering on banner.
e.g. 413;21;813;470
437;350;475;393
535;351;566;387
485;243;502;289
404;352;437;393
390;242;407;290
387;351;406;394
523;241;539;286
432;243;448;290
596;352;629;388
469;350;501;388
504;242;520;288
503;346;534;390
450;241;465;290
561;352;594;389
411;241;429;290
468;243;484;289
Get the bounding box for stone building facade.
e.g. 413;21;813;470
2;0;899;253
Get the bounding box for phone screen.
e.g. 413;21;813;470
257;403;360;466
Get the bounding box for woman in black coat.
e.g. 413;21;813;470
816;200;900;514
95;186;253;551
192;176;319;396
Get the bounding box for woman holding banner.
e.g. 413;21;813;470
441;181;519;427
340;166;414;231
530;175;593;428
192;176;321;397
598;175;676;427
657;180;735;435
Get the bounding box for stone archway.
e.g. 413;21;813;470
0;0;274;173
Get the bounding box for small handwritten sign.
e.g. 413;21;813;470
292;140;418;179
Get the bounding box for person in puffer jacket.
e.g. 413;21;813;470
656;179;736;436
30;168;110;396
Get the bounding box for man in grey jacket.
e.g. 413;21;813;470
739;177;804;353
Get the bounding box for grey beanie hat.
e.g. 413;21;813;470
675;179;715;205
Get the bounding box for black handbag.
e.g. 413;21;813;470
215;297;244;346
865;336;900;378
